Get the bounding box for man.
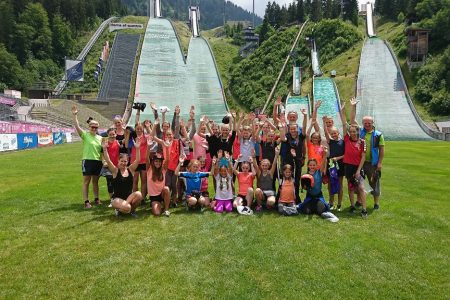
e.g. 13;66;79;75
350;98;385;210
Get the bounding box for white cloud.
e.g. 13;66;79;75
229;0;376;18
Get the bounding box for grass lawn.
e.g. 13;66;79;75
1;142;449;298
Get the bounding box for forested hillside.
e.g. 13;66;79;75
375;0;450;115
121;0;262;29
0;0;126;92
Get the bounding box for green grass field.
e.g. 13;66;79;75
1;142;449;299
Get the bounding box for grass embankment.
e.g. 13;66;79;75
0;142;449;298
172;20;191;55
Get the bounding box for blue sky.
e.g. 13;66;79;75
230;0;375;18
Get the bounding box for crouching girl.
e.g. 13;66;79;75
175;157;211;211
277;164;299;216
102;138;144;217
253;147;280;211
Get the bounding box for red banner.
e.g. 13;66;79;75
38;132;54;147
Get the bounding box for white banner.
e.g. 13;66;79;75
0;134;18;152
65;132;73;143
109;23;143;32
293;66;301;95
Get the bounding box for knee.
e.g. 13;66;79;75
267;196;276;207
162;187;170;196
247;187;254;194
255;188;263;197
134;191;143;199
188;197;197;206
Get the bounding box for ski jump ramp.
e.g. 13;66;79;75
129;18;227;123
366;2;376;37
356;38;432;140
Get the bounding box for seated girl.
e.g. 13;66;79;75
252;147;280;211
212;151;234;213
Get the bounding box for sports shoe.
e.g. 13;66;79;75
114;209;120;217
130;211;138;218
355;201;361;208
337;204;342;212
163;210;171;217
94;199;102;205
361;209;368;219
349;206;356;214
237;206;253;215
329;203;335;211
374;204;379;210
321;212;339;223
84;201;92;209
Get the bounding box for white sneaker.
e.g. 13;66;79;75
237;206;253;215
321;211;339;223
163;210;170;217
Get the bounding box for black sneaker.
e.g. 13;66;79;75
349;206;356;214
355;201;361;208
374;204;379;210
361;209;368;219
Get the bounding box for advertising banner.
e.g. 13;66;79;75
38;132;54;147
0;96;16;106
0;134;18;152
65;59;84;82
109;23;143;32
53;132;65;145
293;66;301;95
65;132;73;143
17;133;38;150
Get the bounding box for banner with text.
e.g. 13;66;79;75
53;132;66;145
38;132;54;147
109;23;143;32
0;134;18;152
17;133;38;150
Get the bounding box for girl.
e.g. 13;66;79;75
125;123;148;201
103;128;120;202
198;156;210;204
146;149;171;217
342;119;368;218
253;147;280;211
72;106;103;208
175;158;211;210
212;151;234;213
102;137;143;217
306;120;325;168
323;104;346;211
276;164;299;216
193;120;211;171
112;115;127;154
297;148;338;222
233;155;256;213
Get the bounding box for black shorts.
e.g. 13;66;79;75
149;194;163;203
82;160;102;176
344;164;365;184
202;191;209;198
136;163;146;172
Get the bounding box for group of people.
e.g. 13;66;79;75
72;96;384;221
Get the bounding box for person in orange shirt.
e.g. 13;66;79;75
233;154;256;214
277;164;299;216
306;119;325;168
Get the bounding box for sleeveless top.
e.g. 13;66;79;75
257;172;273;191
112;168;133;200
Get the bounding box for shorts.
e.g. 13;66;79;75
135;163;146;172
363;162;381;197
261;190;275;201
187;190;202;200
82;160;102;176
344;164;365;190
149;194;163;203
299;193;328;215
201;191;210;198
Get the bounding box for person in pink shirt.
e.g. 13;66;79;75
146;151;171;217
192;120;211;171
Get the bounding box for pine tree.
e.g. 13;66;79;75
297;0;305;23
324;0;333;18
312;0;322;21
259;16;270;43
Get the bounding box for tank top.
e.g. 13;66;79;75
112;168;133;200
257;172;273;191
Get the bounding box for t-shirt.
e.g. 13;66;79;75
80;131;103;161
282;132;305;165
200;166;209;192
364;130;385;162
163;139;181;171
307;141;324;167
308;170;323;196
237;172;255;196
343;134;365;166
239;137;255;162
147;168;166;196
106;140;120;166
329;139;345;158
206;134;221;158
193;133;208;160
131;136;148;164
260;141;277;163
217;131;236;155
214;174;233;200
279;179;295;203
232;137;240;160
179;172;209;195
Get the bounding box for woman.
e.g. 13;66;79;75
72;106;103;208
103;138;143;217
147;150;171;217
112;115;127;154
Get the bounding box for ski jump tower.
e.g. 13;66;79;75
189;6;200;37
149;0;162;18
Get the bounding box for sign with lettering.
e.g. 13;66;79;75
109;23;143;32
17;133;38;150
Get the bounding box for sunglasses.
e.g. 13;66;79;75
90;126;98;129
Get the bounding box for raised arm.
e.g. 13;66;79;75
301;108;308;137
350;97;359;126
135;109;141;125
172;106;180;139
71;106;83;136
233;154;241;176
270;147;280;176
174;156;184;176
312;100;321;132
250;153;260;177
129;137;141;172
102;140;118;176
340;102;347;135
272;96;282;125
323;116;331;143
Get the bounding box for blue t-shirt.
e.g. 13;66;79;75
179;172;209;195
308;170;323;196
